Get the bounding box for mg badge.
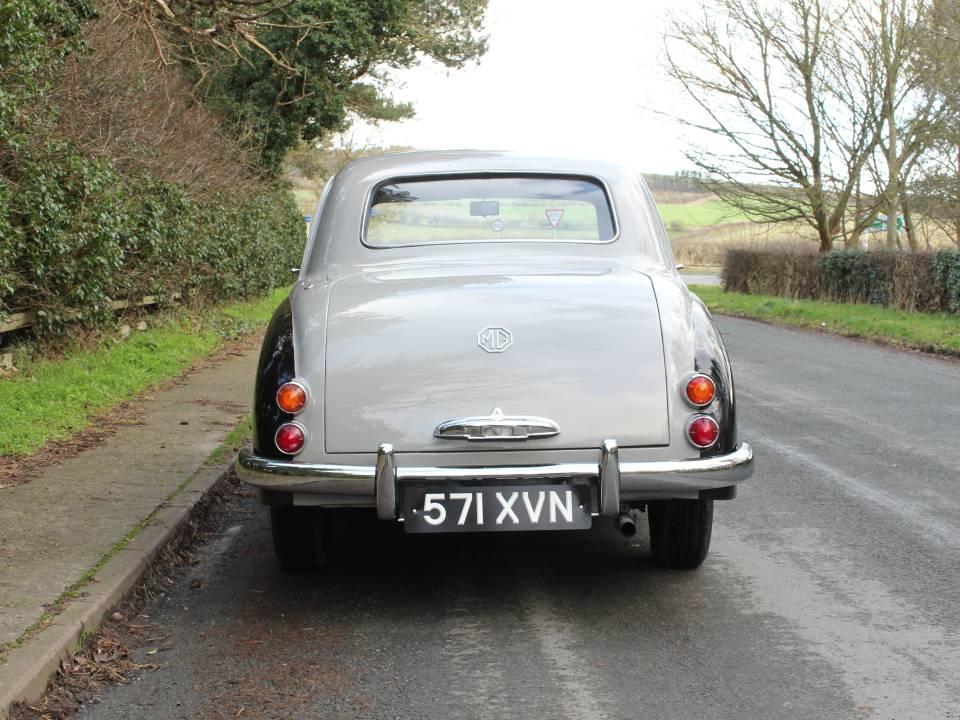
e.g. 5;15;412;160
478;326;513;353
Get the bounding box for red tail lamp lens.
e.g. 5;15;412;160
685;374;716;407
275;423;305;455
688;416;720;449
277;382;307;414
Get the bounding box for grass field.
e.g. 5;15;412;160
691;284;960;355
0;287;290;457
656;199;748;230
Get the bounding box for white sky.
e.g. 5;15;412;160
347;0;700;176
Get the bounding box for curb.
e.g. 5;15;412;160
0;460;232;719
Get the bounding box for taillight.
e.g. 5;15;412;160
275;422;306;455
276;381;307;414
683;373;716;407
687;415;719;449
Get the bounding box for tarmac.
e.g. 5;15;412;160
0;270;723;716
0;344;259;716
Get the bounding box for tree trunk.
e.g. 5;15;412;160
813;197;832;252
902;195;918;251
881;0;899;251
817;224;832;252
850;175;862;250
885;145;900;250
956;144;960;250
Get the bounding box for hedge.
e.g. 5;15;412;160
0;138;303;336
0;0;304;339
722;249;960;313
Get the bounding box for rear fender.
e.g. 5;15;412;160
252;298;296;458
691;297;737;456
648;272;737;458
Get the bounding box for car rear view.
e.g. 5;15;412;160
236;151;753;571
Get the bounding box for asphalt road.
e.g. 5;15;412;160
678;270;722;286
80;317;960;720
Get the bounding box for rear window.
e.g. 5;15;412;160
364;175;617;247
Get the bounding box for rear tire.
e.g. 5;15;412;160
270;507;332;571
648;499;713;569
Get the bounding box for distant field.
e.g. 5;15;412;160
655;199;748;230
656;197;768;266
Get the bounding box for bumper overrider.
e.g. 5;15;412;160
235;440;754;519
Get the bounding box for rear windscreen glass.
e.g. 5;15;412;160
364;175;616;247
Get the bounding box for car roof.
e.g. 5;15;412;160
336;150;631;185
300;150;671;271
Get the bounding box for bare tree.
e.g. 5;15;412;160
911;0;960;247
848;0;950;250
664;0;889;251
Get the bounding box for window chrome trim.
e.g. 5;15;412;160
360;170;621;249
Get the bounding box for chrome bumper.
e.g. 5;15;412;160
235;441;754;517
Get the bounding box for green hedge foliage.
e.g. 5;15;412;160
0;139;303;335
723;249;960;313
0;0;304;338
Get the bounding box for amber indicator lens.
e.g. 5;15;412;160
277;382;307;414
688;416;720;449
685;375;716;407
275;423;305;455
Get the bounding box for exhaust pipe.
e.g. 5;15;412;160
616;513;637;537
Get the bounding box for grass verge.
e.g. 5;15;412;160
0;288;287;457
690;284;960;355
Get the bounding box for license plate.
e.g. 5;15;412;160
402;484;592;534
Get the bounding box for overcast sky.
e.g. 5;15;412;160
348;0;700;175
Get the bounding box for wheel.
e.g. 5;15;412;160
647;499;713;569
270;507;332;571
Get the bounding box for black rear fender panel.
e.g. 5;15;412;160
252;298;296;459
691;297;737;457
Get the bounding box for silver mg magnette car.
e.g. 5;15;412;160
236;151;754;570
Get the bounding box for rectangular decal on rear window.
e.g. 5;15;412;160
364;174;617;247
